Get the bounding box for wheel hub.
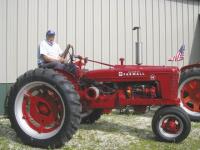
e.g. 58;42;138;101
161;118;180;134
21;85;64;134
37;102;50;116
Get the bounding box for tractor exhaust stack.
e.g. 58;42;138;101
133;26;142;65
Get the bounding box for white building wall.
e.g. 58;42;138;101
0;0;199;83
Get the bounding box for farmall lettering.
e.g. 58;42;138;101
118;71;145;77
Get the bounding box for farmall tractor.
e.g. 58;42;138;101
5;27;191;148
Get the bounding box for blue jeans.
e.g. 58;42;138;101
39;61;77;76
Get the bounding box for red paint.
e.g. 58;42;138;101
22;88;64;133
161;118;180;134
67;59;180;110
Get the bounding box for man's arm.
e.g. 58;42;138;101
42;54;65;63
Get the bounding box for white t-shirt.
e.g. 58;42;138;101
38;40;63;64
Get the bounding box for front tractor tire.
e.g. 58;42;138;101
7;68;81;148
179;68;200;121
152;106;191;143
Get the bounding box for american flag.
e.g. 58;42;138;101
168;44;185;61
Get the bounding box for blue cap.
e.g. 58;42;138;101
46;30;55;37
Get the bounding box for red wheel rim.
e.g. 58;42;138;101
180;79;200;112
15;82;65;139
161;117;181;134
159;114;183;138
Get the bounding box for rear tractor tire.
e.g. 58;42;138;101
179;68;200;121
152;106;191;143
7;68;81;148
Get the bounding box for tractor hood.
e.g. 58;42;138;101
83;65;179;82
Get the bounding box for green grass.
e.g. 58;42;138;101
0;111;200;150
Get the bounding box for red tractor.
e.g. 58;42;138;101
5;28;191;148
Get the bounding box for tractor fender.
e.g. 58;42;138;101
180;63;200;73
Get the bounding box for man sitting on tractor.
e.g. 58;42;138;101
38;30;76;75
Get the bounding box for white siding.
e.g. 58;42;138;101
0;0;7;83
85;0;93;69
0;0;199;83
6;0;18;82
18;0;28;76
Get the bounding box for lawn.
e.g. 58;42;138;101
0;110;200;150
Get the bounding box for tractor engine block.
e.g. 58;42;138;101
123;81;160;99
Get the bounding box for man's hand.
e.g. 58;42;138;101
59;57;65;63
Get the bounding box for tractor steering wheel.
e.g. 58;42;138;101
63;44;75;63
63;44;84;64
